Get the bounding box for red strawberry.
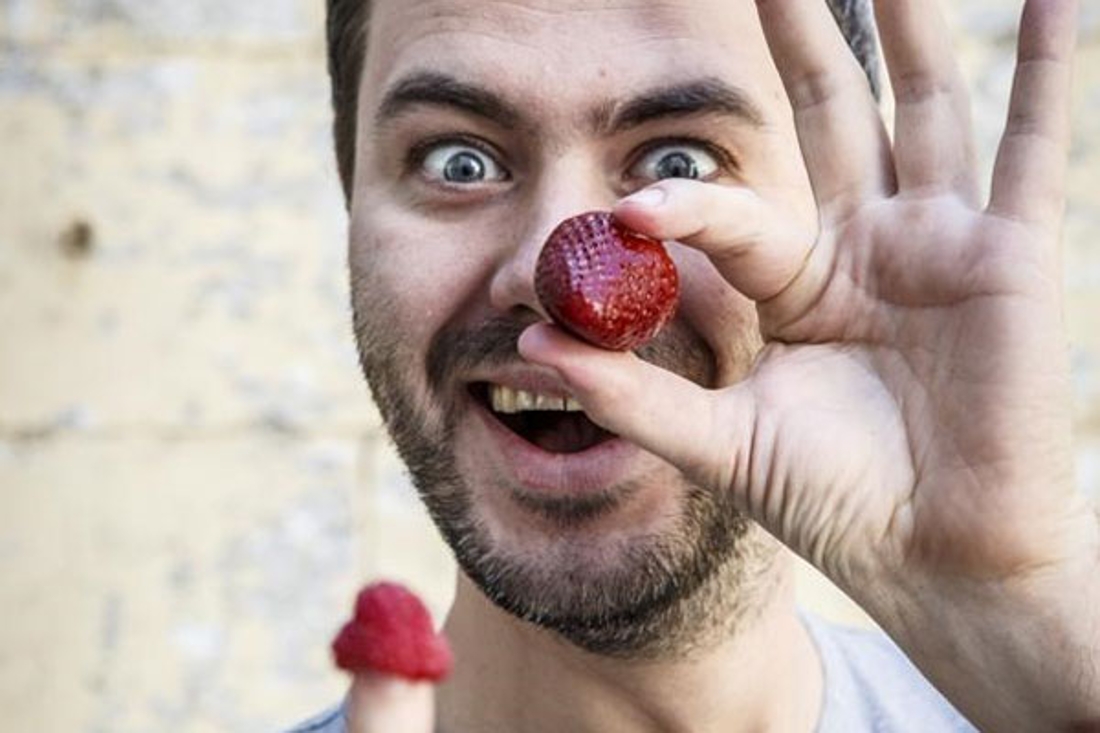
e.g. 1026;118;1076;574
331;581;453;682
535;211;679;351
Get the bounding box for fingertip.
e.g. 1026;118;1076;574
614;180;707;239
614;180;765;247
518;324;599;392
614;185;669;228
518;321;625;362
518;322;637;399
517;322;569;363
349;670;426;698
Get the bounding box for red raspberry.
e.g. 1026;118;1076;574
331;581;453;682
535;211;679;351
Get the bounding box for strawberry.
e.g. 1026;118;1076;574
331;581;453;682
534;211;679;351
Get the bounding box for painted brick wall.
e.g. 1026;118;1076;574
1;2;1097;730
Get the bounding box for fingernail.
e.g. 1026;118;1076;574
621;187;666;208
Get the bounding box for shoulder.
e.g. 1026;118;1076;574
286;703;346;733
801;613;976;733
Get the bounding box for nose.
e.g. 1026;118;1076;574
488;160;617;319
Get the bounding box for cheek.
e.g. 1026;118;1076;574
672;246;761;385
349;201;492;351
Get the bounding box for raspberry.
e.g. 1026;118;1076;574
331;581;453;682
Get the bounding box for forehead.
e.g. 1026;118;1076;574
361;0;784;125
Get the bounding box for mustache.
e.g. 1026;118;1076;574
426;315;532;396
425;313;718;398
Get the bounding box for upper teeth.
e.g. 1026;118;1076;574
489;385;583;414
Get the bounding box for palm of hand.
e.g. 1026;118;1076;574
747;192;1077;585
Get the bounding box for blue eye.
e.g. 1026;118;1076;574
421;143;507;184
631;143;720;182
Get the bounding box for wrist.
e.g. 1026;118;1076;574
862;523;1100;731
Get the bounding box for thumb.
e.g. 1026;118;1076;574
518;322;756;494
346;671;435;733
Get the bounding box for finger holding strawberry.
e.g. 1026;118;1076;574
520;0;1100;730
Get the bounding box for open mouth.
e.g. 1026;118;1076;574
471;383;615;454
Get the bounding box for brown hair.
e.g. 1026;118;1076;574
326;0;371;202
324;0;880;204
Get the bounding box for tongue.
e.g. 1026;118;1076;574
511;412;612;453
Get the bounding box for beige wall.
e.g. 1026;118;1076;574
1;2;1098;730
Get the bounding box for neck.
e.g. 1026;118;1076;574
436;550;822;733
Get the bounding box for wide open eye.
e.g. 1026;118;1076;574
421;143;508;184
629;141;721;182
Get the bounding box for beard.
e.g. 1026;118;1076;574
354;287;777;660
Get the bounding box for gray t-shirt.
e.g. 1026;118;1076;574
289;614;975;732
801;613;974;732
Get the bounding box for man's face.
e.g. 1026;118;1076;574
350;0;815;656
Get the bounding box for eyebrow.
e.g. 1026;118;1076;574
599;77;766;134
375;71;523;129
373;71;765;134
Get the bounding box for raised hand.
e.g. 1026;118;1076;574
520;0;1099;728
